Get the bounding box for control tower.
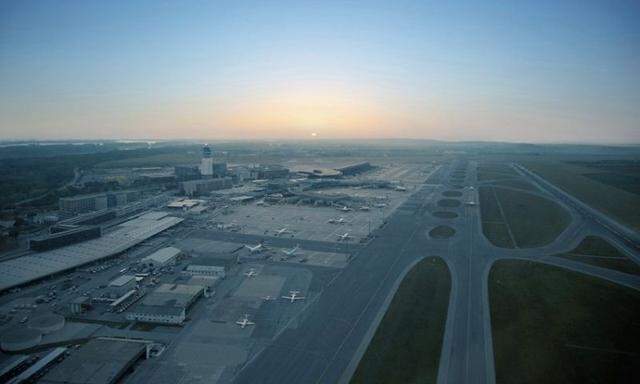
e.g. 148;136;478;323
200;144;214;177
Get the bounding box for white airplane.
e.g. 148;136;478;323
337;232;352;241
374;203;387;208
359;206;371;211
282;245;300;257
245;243;266;253
262;295;276;301
465;201;477;206
244;268;258;277
394;185;407;191
336;206;353;212
274;228;292;237
328;217;346;224
235;314;255;328
281;290;305;303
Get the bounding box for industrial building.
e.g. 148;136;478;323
183;264;226;278
38;338;148;384
180;177;233;196
59;191;141;214
174;165;201;181
59;193;108;213
69;296;91;314
257;164;290;179
0;213;183;292
141;247;181;267
125;283;204;324
336;162;374;175
109;274;136;288
29;225;101;251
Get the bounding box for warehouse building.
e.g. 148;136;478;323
336;162;375;175
183;264;226;278
125;283;204;325
141;247;181;268
38;338;148;384
257;164;289;179
29;226;102;252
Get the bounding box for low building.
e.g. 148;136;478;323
125;283;204;325
69;296;90;314
180;177;233;196
257;165;289;179
29;225;102;252
175;165;201;181
59;191;141;214
186;276;219;297
141;247;181;268
336;162;374;176
183;264;226;278
109;274;136;288
38;339;147;384
59;194;108;214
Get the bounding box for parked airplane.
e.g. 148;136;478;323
282;245;300;257
336;206;353;212
274;228;292;236
359;206;371;211
262;295;276;301
328;217;346;224
244;268;258;277
337;233;352;241
394;185;407;191
236;314;255;328
245;243;266;253
373;203;387;208
465;201;477;206
282;290;305;303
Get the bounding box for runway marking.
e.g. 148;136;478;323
314;210;423;384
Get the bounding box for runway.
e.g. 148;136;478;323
232;159;640;384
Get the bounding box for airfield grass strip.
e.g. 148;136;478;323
350;257;451;384
556;236;640;276
490;259;640;384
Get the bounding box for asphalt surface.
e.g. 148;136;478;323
232;158;640;384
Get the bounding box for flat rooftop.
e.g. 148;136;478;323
0;214;183;292
39;338;146;384
140;283;204;308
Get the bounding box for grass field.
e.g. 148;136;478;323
556;236;640;275
522;161;640;231
429;225;456;238
351;257;451;384
477;163;518;181
479;186;570;248
490;260;640;384
438;198;461;208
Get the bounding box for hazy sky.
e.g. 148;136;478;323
1;0;639;143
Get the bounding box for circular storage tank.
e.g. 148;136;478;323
28;314;65;334
1;326;42;352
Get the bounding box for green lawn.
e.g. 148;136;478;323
556;236;640;275
490;260;640;384
477;163;518;181
351;257;451;384
479;186;570;248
